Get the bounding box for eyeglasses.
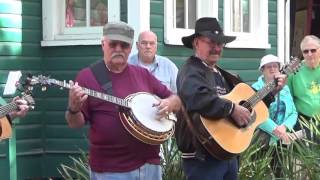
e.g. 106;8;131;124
139;41;157;47
108;41;130;49
263;64;279;70
302;49;318;54
198;38;225;48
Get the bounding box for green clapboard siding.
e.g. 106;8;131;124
0;0;44;179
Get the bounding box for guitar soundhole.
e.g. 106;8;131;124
239;100;256;126
239;100;252;112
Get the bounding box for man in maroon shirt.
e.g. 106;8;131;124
65;21;181;180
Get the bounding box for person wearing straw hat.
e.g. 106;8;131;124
175;17;287;179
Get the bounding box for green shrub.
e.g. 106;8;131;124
58;116;320;180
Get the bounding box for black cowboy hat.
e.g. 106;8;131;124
182;17;236;49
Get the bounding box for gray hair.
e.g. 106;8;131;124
300;35;320;50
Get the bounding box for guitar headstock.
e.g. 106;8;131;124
22;74;54;92
27;75;52;86
281;57;301;75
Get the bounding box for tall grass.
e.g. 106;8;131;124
239;115;320;179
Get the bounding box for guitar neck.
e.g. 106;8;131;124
249;81;276;107
51;79;129;108
247;57;301;107
0;102;18;118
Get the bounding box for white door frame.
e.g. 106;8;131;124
277;0;291;63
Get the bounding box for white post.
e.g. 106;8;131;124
127;0;150;54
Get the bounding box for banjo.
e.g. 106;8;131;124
27;75;176;145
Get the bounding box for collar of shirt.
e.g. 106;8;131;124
138;55;159;73
194;55;218;72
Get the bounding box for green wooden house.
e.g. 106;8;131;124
1;0;312;179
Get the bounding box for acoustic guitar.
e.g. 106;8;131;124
0;94;35;140
197;57;301;160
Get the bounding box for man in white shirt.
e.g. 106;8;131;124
129;31;178;93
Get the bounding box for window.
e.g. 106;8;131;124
65;0;107;27
164;0;218;45
224;0;270;49
41;0;120;46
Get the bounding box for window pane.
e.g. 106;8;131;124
176;0;185;28
188;0;196;29
232;0;241;32
90;0;108;26
66;0;86;27
176;0;197;29
242;0;250;32
232;0;250;33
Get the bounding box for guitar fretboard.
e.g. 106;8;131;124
50;79;130;108
246;81;276;107
0;103;18;118
245;57;300;108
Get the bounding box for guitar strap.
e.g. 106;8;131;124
90;60;113;95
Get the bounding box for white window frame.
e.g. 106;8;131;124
41;0;120;46
164;0;218;45
224;0;270;49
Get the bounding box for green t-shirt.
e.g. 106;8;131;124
287;62;320;117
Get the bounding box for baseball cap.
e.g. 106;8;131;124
103;21;134;44
259;54;283;70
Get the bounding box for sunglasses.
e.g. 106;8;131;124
108;41;130;49
302;49;317;54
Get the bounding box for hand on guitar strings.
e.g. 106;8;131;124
68;81;88;113
9;96;30;119
230;104;251;128
272;74;287;94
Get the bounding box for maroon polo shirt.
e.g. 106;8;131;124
75;64;171;172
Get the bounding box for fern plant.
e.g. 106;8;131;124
58;149;90;180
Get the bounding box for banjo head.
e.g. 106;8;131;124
128;92;174;133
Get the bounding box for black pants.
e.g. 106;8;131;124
182;155;238;180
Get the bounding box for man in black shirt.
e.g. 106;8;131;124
175;17;287;180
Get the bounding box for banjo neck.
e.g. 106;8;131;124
51;79;130;108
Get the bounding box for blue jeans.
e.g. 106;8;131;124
90;163;162;180
183;156;238;180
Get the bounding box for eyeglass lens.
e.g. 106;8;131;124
109;41;130;49
303;49;317;54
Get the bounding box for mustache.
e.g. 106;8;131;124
209;48;222;55
111;52;125;59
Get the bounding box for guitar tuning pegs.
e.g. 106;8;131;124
29;105;35;110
